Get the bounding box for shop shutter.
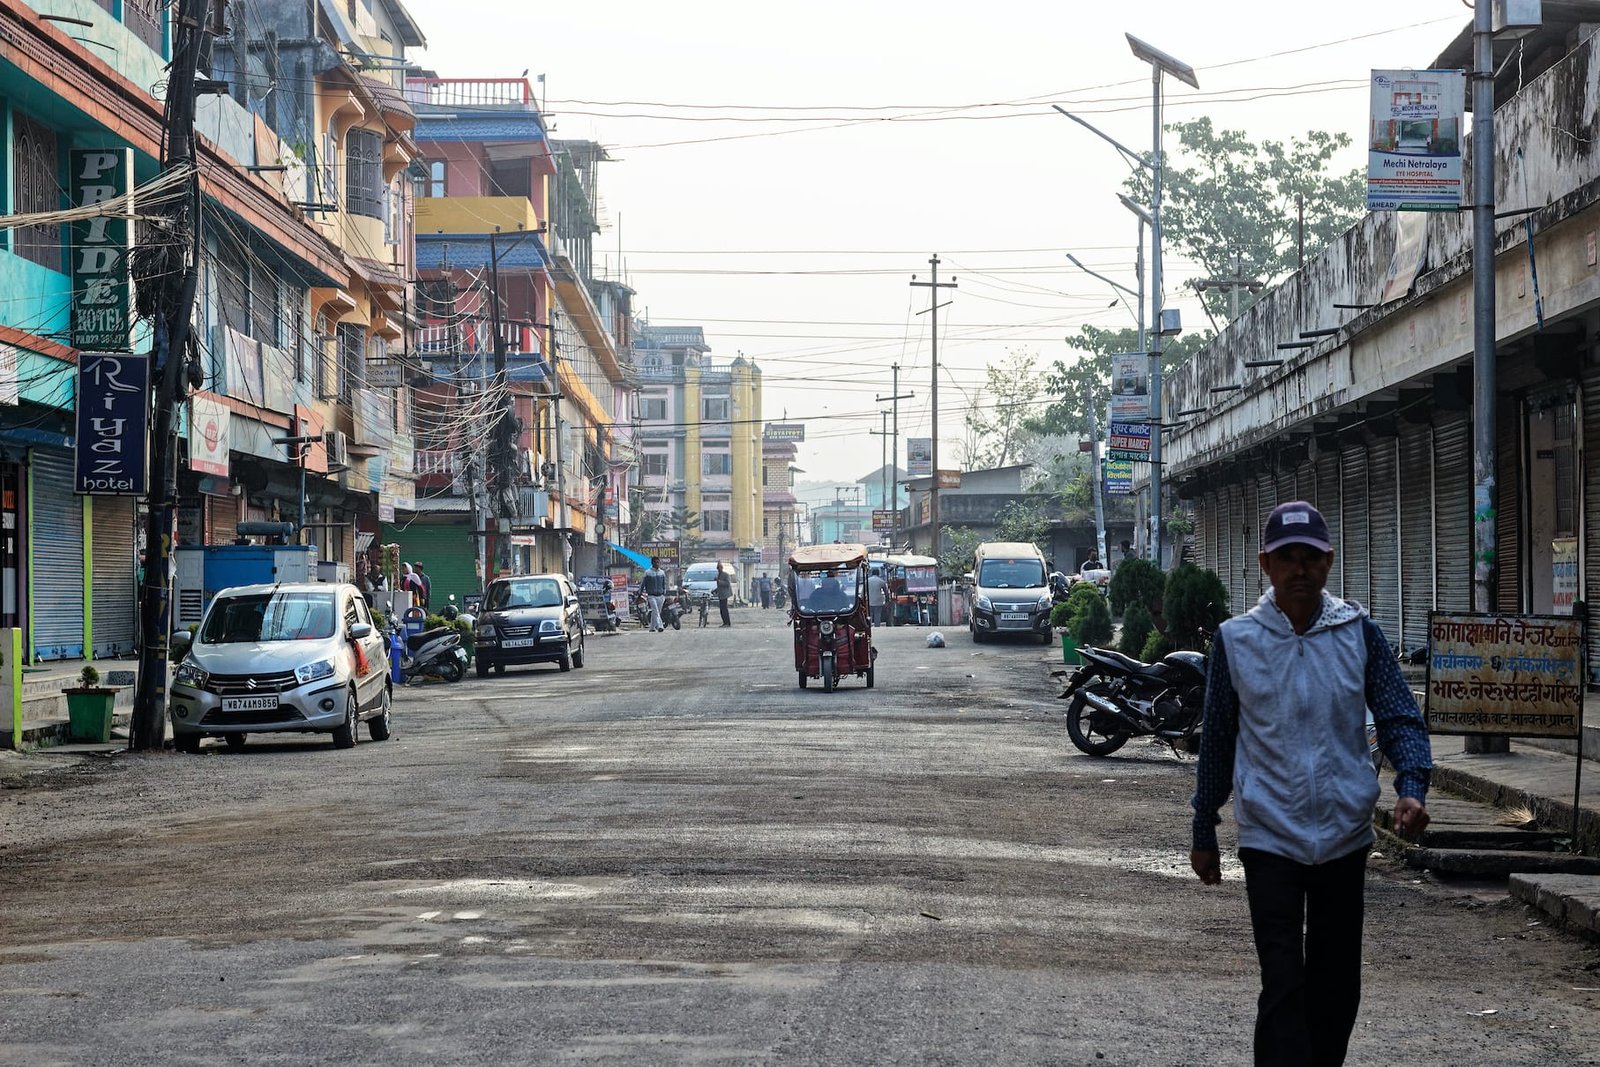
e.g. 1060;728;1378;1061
1316;448;1343;597
1584;373;1600;677
1255;469;1276;601
29;449;83;660
1276;465;1297;511
209;494;239;546
1398;423;1435;655
1341;442;1371;609
89;496;137;656
1497;399;1523;612
1367;436;1401;648
1433;414;1473;611
1227;481;1246;615
379;516;479;611
1197;490;1216;576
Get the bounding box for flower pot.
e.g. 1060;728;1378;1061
1060;634;1081;665
64;688;116;743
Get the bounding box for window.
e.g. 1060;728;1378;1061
642;452;668;478
345;128;384;218
703;510;731;533
488;159;531;198
702;452;731;476
423;160;446;198
292;295;307;382
763;518;770;537
639;396;667;421
13;112;60;270
702;397;729;422
250;266;280;346
336;323;365;401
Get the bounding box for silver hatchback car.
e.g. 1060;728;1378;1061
168;582;392;752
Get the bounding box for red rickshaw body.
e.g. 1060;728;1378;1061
788;543;875;691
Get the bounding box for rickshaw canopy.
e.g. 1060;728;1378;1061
788;543;869;571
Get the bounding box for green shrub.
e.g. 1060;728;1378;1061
1141;628;1174;662
1118;601;1155;658
79;664;100;688
1069;584;1115;647
1108;557;1166;618
425;613;447;632
1065;582;1103;619
1049;601;1075;629
1162;563;1230;651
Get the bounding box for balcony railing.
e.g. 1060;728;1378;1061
415;450;455;476
405;77;534;109
414;321;535;358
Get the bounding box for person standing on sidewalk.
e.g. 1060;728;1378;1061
759;575;772;610
1189;500;1433;1067
414;561;432;609
715;562;733;627
643;557;668;633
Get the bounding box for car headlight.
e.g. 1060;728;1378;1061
975;594;993;611
819;619;834;636
1037;594;1053;611
476;624;497;640
173;661;209;689
539;619;560;632
295;659;337;685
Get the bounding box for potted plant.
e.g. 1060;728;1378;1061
64;664;117;743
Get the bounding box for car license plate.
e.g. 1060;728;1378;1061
221;695;279;712
502;637;536;648
1001;612;1028;621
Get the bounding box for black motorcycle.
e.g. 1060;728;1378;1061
1058;644;1208;756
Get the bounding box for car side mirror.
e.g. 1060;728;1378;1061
348;622;373;640
566;595;579;607
170;630;192;660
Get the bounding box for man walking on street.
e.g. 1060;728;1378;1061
715;562;733;627
759;575;772;609
643;557;668;632
868;569;888;626
1190;500;1432;1067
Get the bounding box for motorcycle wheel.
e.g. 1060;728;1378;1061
1065;690;1131;757
822;656;837;693
441;659;464;682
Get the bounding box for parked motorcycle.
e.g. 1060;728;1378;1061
772;585;787;610
396;622;468;683
1058;644;1208;756
662;593;685;631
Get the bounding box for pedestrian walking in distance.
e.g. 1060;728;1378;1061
715;562;733;627
1189;500;1433;1067
759;574;772;609
868;569;888;626
643;557;668;632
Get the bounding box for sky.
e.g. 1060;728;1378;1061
402;0;1472;508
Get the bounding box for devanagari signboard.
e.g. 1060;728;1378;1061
1426;612;1584;738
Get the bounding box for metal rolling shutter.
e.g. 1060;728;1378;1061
1433;414;1473;611
1227;481;1246;615
1497;400;1523;612
1367;436;1401;648
209;494;239;546
1197;491;1216;576
1276;465;1298;511
89;497;137;657
1316;448;1343;597
30;449;83;660
379;518;478;610
1585;375;1600;677
1398;423;1435;655
1241;475;1258;603
1255;470;1276;601
1341;442;1371;609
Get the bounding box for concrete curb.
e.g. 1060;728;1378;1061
1431;761;1600;855
1510;873;1600;941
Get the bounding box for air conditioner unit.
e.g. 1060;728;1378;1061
325;430;350;470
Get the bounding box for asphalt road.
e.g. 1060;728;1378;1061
3;607;1599;1065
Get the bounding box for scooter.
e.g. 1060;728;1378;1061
396;622;467;683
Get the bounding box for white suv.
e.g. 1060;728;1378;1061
168;583;392;752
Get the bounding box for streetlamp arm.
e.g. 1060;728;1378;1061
1051;106;1152;173
1067;254;1138;298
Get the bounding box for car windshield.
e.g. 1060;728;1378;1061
487;578;564;610
978;559;1046;588
684;565;719;583
201;591;338;643
793;569;859;614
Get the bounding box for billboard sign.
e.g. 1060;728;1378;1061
1104;457;1133;494
906;437;933;477
188;392;230;477
871;509;896;531
642;539;681;566
75;352;148;494
1107;420;1151;462
1368;69;1466;211
70;149;133;352
763;422;805;442
935;469;962;489
1109;352;1149;421
1426;613;1583;737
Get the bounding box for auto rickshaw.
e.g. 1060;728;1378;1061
884;553;939;625
788;543;875;691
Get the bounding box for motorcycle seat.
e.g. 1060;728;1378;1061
407;627;455;651
1084;646;1168;677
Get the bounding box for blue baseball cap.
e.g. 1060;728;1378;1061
1262;501;1332;554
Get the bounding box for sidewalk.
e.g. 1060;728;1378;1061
1387;739;1600;940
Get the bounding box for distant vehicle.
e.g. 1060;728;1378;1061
682;561;722;597
969;541;1053;645
473;573;587;676
168;582;392;752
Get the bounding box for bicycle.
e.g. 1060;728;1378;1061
695;593;711;628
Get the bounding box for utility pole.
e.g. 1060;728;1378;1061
1192;251;1265;321
1084;379;1107;565
910;257;955;560
548;310;568;575
876;365;913;549
869;412;892;544
129;0;211;751
486;231;513;577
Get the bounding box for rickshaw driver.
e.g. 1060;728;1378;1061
807;571;850;612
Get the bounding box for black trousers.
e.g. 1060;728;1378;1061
718;596;731;626
1238;844;1369;1067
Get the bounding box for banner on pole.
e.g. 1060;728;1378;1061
1368;69;1465;211
1104;457;1133;494
1109;353;1149;421
187;392;230;477
70;149;133;352
906;437;933;477
75;352;148;494
1107;420;1151;462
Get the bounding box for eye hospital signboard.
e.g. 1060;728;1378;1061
1368;69;1465;211
70;148;134;351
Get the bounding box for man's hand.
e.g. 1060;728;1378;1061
1190;848;1222;885
1392;797;1430;840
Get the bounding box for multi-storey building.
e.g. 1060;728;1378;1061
760;430;801;574
632;325;762;584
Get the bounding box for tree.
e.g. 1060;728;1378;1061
957;349;1041;472
1028;325;1212;440
938;525;982;578
993;498;1049;551
1108;557;1165;618
1161;563;1230;651
1126;118;1365;322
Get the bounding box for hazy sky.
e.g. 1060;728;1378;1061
404;0;1471;501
